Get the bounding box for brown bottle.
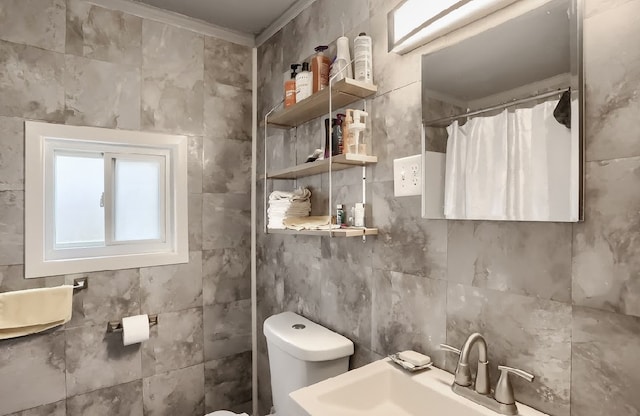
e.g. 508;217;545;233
284;64;300;108
311;45;330;93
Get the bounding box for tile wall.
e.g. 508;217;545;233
256;0;640;415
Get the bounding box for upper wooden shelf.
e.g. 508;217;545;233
267;78;377;128
267;153;377;179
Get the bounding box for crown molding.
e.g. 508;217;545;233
86;0;256;46
255;0;317;46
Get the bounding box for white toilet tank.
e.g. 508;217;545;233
263;312;354;416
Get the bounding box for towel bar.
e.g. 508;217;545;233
106;314;158;333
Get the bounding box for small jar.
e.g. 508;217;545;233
354;203;365;227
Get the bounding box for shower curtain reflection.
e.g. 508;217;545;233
444;98;578;221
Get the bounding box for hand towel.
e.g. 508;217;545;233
283;216;339;231
0;285;73;339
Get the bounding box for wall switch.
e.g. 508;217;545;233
394;154;422;197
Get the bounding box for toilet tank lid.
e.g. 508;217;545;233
263;312;354;362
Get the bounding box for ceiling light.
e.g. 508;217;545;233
388;0;520;54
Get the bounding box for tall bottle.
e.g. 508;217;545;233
330;36;353;82
311;45;331;93
354;33;373;83
295;62;312;102
284;64;300;108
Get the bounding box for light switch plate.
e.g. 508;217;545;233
394;154;422;197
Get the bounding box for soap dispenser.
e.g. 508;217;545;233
311;45;331;93
284;64;300;108
295;62;312;102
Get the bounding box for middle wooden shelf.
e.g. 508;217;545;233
267;153;377;180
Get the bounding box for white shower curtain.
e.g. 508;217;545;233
444;99;577;221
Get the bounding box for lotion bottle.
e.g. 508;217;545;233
295;62;312;102
311;45;331;93
284;64;300;108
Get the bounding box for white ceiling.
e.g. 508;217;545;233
134;0;301;35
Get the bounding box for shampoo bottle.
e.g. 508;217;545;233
295;62;312;102
284;64;300;108
311;45;331;93
354;32;373;83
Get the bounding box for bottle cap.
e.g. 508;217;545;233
359;32;367;36
315;45;329;53
301;62;310;71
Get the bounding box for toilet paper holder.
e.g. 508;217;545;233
106;314;158;333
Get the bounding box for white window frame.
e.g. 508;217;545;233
25;121;189;278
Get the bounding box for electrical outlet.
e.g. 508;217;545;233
393;154;422;197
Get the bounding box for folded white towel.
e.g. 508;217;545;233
267;208;310;216
268;187;311;202
0;285;73;339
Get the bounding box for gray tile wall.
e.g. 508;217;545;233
256;0;640;415
0;0;251;415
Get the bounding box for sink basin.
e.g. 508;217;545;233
289;358;548;416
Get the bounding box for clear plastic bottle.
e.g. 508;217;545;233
354;33;373;83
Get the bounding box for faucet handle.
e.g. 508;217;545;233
495;365;534;406
439;344;461;355
497;366;534;382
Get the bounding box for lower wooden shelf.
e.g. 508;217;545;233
267;227;378;237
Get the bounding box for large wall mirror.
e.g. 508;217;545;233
421;0;583;222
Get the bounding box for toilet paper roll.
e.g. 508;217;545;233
121;314;150;346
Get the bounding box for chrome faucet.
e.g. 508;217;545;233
441;333;534;415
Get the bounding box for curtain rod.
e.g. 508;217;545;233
424;87;570;127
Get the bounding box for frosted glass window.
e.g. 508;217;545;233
54;154;105;246
25;121;189;278
113;158;164;242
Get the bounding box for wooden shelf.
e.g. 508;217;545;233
267;78;377;128
267;227;378;237
267;153;377;179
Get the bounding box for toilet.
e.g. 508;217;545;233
206;311;354;416
263;311;354;415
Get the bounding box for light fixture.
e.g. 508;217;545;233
387;0;520;54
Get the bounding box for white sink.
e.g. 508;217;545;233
289;358;549;416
